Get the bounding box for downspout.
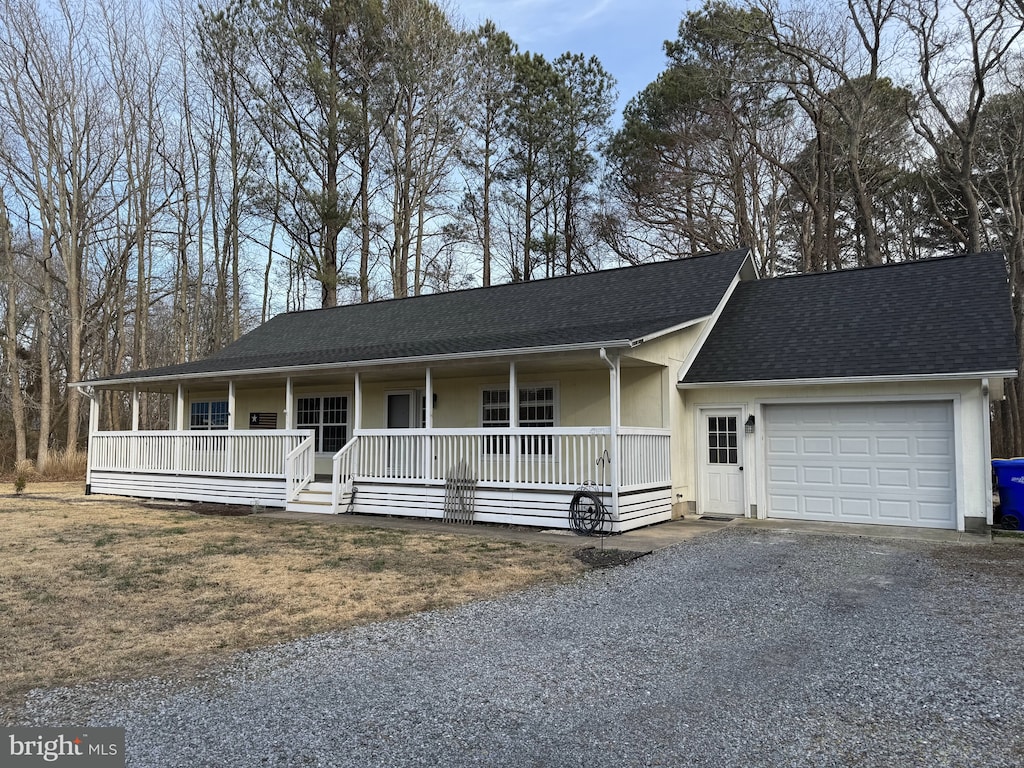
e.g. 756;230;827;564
600;348;620;525
983;378;993;527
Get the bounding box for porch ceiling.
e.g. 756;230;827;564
94;347;663;394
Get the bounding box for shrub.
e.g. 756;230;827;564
43;448;88;481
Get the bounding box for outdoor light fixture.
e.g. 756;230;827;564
745;414;755;434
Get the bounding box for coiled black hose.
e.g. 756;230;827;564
569;489;610;536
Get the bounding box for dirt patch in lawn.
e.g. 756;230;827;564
572;546;648;568
0;483;587;718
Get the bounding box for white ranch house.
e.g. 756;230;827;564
76;250;1017;533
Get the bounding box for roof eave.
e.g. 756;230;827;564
74;339;637;389
633;315;710;345
677;370;1019;389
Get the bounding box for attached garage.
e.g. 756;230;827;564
764;402;957;529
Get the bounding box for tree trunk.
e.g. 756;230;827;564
1;197;26;463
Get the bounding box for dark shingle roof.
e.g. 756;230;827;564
98;250;749;383
681;252;1018;384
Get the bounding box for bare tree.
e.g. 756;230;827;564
901;0;1024;253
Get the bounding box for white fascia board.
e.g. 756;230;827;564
676;370;1019;389
72;339;636;390
632;315;710;346
674;252;756;382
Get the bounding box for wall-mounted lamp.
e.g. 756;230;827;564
745;414;756;434
432;392;438;408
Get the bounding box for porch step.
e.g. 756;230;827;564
286;482;353;514
287;485;335;514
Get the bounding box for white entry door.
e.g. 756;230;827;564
699;409;744;516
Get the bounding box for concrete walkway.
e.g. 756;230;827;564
259;508;993;553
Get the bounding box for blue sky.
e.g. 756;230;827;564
452;0;700;120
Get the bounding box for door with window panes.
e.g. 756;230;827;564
699;408;744;516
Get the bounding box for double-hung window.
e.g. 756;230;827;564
190;400;229;430
481;385;556;455
296;395;348;453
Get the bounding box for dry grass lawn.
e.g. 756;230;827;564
0;482;586;717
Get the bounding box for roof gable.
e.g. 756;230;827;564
94;249;749;384
680;252;1018;384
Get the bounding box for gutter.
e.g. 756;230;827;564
677;370;1019;389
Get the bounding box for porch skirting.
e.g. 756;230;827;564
89;471;290;508
88;471;672;533
348;481;672;532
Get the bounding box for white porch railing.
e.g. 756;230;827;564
285;433;316;501
618;428;672;490
331;427;671;491
88;427;671;510
89;430;312;477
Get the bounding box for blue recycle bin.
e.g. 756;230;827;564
992;459;1024;530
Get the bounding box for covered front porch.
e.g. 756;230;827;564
82;353;676;533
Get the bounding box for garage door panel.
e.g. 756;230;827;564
877;468;911;488
878;499;913;522
765;402;956;529
802;466;834;484
767;435;798;455
917;469;953;490
837;436;871;456
917;437;952;456
876;437;910;456
769;493;799;513
799;436;833;455
768;464;799;484
919;501;956;522
838;466;872;486
839;497;872;518
805;496;835;515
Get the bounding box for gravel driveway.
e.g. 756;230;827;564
17;527;1024;767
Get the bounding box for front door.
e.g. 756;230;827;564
387;392;415;429
699;409;744;516
386;391;422;477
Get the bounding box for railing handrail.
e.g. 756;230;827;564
330;437;361;514
285;434;316;501
285;433;315;462
92;429;313;437
353;426;617;436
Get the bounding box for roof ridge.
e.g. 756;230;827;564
765;251;1000;282
277;249;750;318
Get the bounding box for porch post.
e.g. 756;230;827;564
353;372;362;433
509;361;518;485
228;380;236;429
424;367;433;479
603;350;621;523
285;377;294;429
175;384;185;430
175;383;185;473
424;367;433;430
86;389;99;494
131;386;140;431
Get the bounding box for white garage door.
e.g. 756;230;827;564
765;402;956;529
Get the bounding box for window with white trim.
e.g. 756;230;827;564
482;385;556;454
190;400;229;430
296;395;349;453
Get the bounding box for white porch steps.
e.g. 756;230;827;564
286;482;344;514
